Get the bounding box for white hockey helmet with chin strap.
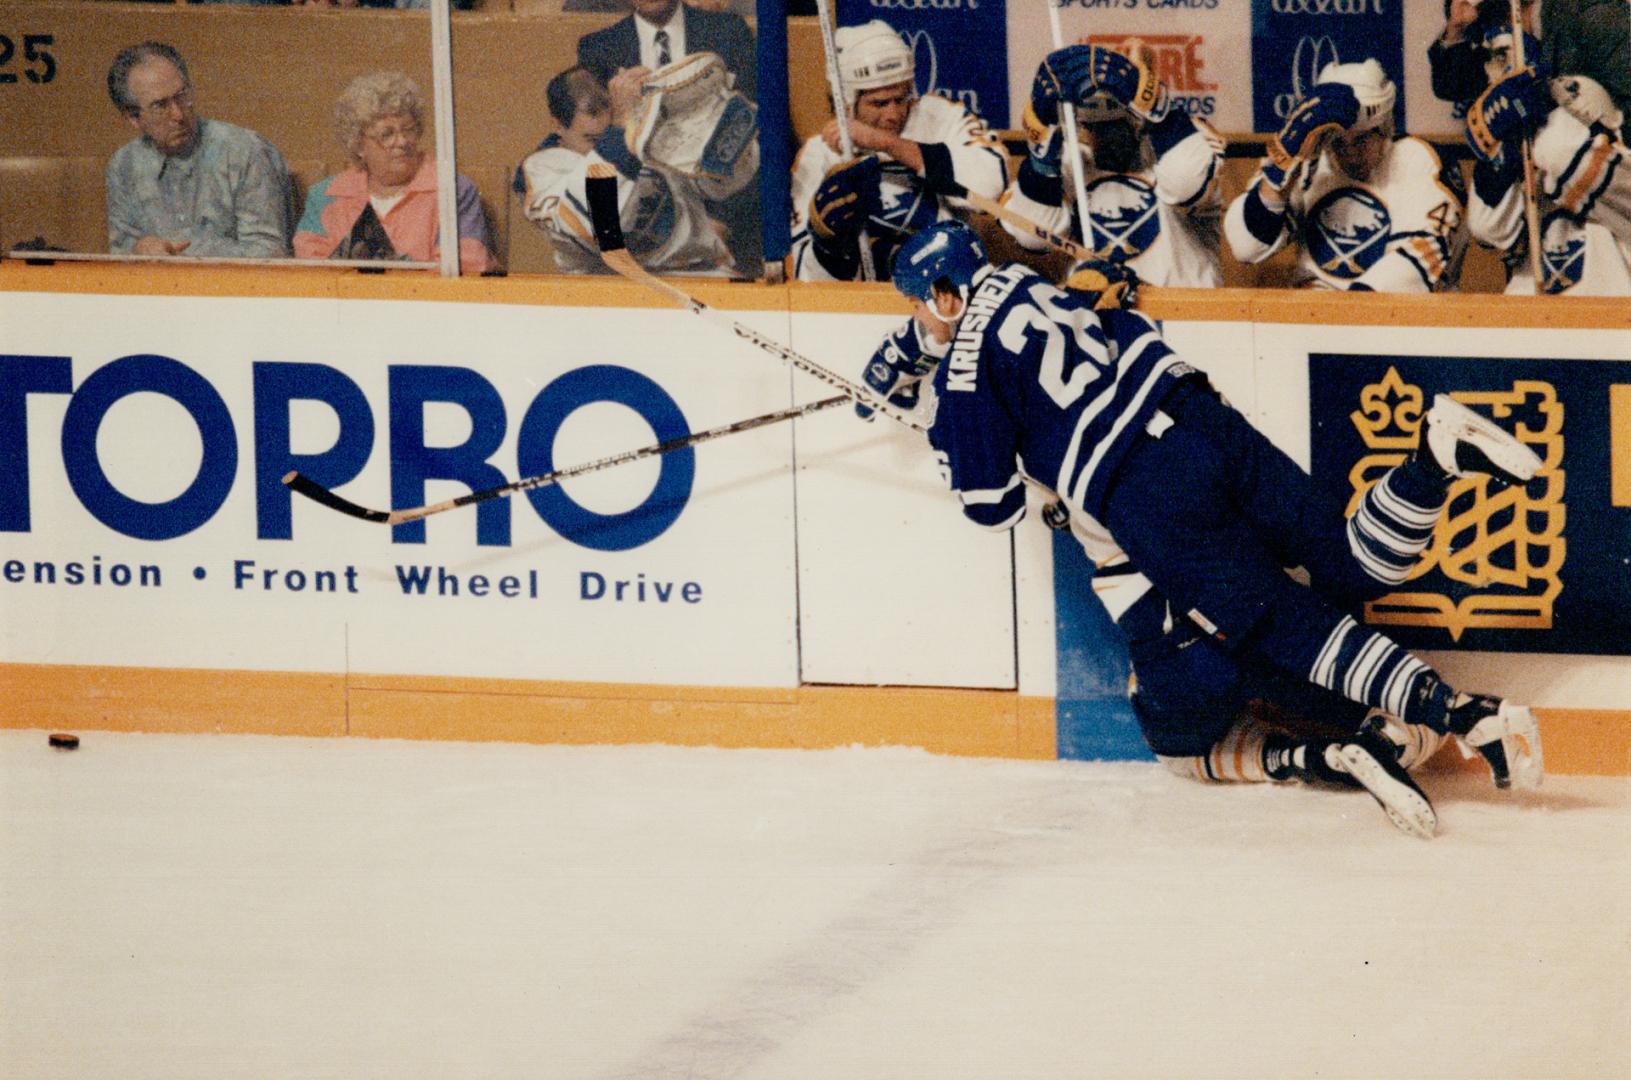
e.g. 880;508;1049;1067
834;20;915;110
1316;59;1396;132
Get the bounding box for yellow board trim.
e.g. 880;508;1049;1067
7;264;1631;330
0;663;1057;762
4;662;1626;774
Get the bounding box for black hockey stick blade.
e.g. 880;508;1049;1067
282;470;391;523
585;165;625;254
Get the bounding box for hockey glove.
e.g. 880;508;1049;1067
1262;84;1360;190
809;155;883;279
1015;119;1066;205
1064;258;1139;311
1030;45;1097;128
856;321;938;422
1084;45;1169;124
1466;63;1554;165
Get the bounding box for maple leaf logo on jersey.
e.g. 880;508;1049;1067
1307;187;1391;281
1084;175;1161;261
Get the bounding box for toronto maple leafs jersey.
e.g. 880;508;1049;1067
925;263;1197;532
788;94;1008;282
1001;117;1226;288
517;131;735;276
1467;109;1631;295
1224;135;1468;292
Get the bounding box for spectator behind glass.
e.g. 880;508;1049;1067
515;65;740;276
575;0;756;99
294;71;495;271
105;41;294;257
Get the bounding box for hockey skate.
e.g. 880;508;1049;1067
1444;692;1545;790
1267;719;1438;839
1423;394;1544;487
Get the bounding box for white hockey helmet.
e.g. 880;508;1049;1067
834;20;914;108
1316;59;1396;132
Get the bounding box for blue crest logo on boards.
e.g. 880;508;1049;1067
1307;186;1391;280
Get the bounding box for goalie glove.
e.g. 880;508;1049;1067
626;51;759;196
856;320;939;422
809;155;883;281
1262;83;1360;190
1064;258;1139;311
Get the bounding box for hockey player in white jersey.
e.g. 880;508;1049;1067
518;62;753;276
1464;27;1631;295
788;19;1008;282
1004;41;1224;288
1225;60;1469;292
864;222;1545;836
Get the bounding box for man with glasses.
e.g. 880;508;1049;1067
104;41;294;258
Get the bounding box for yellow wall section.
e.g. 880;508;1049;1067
2;663;1059;761
2;662;1622;774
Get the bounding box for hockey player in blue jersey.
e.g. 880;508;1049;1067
864;221;1545;837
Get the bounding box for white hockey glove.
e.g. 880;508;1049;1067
856;321;939;422
627;52;759;198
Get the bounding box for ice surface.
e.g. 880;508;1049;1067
3;731;1627;1079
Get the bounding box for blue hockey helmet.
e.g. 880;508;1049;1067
890;222;987;315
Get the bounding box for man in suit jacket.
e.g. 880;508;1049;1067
576;0;756;101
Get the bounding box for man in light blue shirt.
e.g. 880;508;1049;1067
104;42;294;257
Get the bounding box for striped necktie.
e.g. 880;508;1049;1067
654;29;671;68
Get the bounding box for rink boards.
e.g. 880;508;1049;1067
1;264;1627;774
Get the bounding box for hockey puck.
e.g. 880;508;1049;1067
48;733;80;751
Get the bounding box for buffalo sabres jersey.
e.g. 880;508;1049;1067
788;94;1008;281
925;263;1197;531
1467;109;1631;295
1225;136;1468;291
517;132;735;276
1001;118;1226;288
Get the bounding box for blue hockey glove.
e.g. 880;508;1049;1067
856;321;938;422
1262;84;1360;190
1030;45;1097;128
1084;45;1168;124
1064;258;1139;311
809;155;883;280
1466;63;1554;165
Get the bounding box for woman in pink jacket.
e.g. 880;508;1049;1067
295;71;495;272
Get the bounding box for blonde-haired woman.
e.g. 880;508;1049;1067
295;71;494;271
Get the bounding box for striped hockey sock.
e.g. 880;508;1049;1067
1345;460;1448;586
1310;615;1446;727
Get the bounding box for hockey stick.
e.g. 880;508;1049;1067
282;394;848;525
814;0;878;282
1046;0;1096;252
923;165;1097;264
1510;0;1545;291
583;164;930;433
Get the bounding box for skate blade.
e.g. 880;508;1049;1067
1333;745;1438;839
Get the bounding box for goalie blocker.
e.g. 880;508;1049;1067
626;52;759;199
